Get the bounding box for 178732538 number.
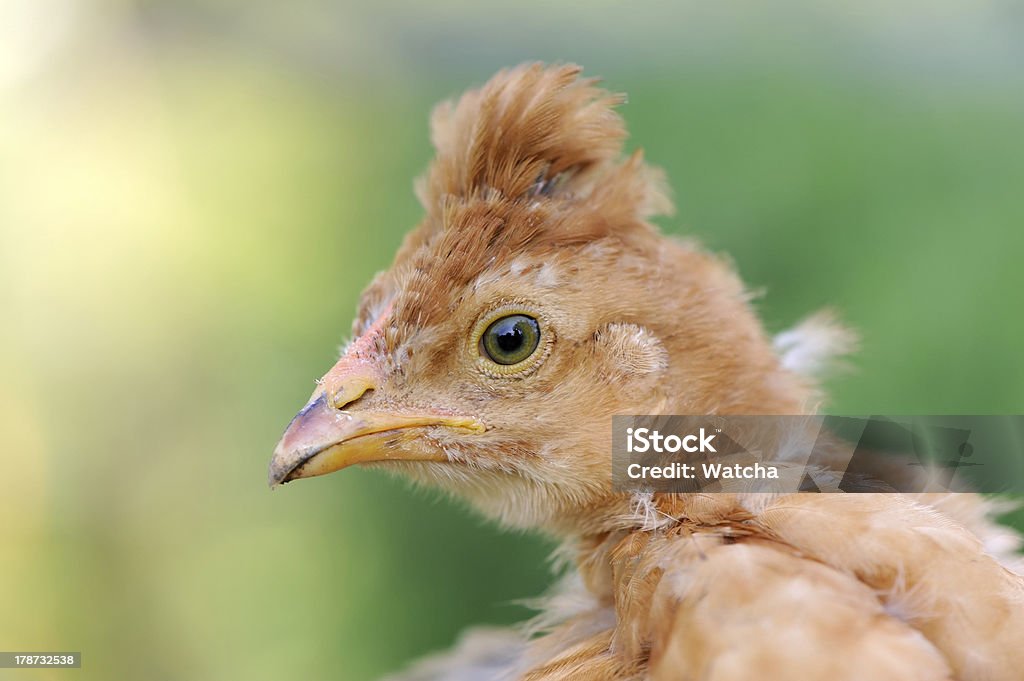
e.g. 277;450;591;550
0;652;81;668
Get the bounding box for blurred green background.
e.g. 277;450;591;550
1;1;1022;679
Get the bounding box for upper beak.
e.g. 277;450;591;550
268;393;484;487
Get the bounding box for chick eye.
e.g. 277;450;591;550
481;314;540;366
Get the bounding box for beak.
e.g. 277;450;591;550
268;389;485;488
270;303;484;487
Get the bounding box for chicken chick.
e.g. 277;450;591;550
269;64;1024;681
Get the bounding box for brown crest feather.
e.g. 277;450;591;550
414;62;672;222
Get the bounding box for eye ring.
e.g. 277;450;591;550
471;305;552;377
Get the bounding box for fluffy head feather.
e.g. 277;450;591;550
417;63;671;221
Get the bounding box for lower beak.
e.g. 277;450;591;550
268;394;485;487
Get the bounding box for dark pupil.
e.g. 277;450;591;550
496;322;524;353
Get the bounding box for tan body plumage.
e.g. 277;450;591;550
270;64;1024;680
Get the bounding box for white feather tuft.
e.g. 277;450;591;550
774;310;858;378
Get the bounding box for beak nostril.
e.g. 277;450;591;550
328;379;375;410
333;388;374;411
319;357;382;409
